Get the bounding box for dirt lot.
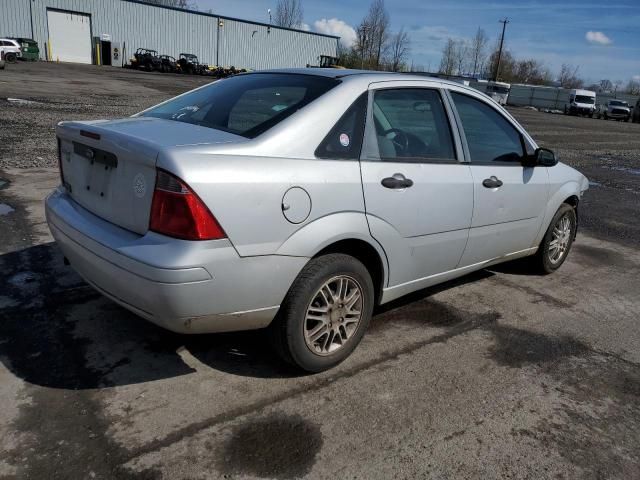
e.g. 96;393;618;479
1;62;639;480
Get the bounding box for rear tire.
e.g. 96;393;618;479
5;53;17;63
270;254;374;373
531;204;577;274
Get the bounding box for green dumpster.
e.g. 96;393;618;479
11;38;39;61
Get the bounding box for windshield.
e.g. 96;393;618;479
610;100;628;107
488;85;510;94
575;95;595;104
141;73;339;138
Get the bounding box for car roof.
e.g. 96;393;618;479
254;68;468;88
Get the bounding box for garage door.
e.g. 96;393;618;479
47;10;92;64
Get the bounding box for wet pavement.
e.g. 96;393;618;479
1;62;639;479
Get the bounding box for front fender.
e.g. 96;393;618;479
533;179;582;246
276;212;389;284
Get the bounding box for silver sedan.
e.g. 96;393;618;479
45;69;589;371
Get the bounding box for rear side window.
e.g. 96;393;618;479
451;92;524;163
141;73;339;138
315;93;367;160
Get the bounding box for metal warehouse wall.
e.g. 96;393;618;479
0;0;34;38
218;18;337;69
29;0;218;65
1;0;337;69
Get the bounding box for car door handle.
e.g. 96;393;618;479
482;176;503;188
381;173;414;189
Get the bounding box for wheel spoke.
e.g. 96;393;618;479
336;278;346;302
308;324;329;343
307;305;329;315
320;285;334;306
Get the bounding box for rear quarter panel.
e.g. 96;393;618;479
158;152;368;257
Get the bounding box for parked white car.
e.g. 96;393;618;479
0;38;21;63
597;100;632;122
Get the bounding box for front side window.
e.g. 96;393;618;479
451;92;524;164
141;73;339;138
371;88;456;163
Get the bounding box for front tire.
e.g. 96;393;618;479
532;204;577;274
270;254;374;372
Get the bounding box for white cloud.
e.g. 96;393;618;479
633;75;640;81
299;23;311;32
313;18;357;48
585;31;612;45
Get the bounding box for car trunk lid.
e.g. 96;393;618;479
56;117;243;235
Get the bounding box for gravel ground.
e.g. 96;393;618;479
1;62;639;480
0;62;209;169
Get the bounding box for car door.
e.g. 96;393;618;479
359;82;474;296
447;90;549;266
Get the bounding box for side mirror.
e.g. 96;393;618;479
534;147;557;167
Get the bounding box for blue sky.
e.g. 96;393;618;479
194;0;640;84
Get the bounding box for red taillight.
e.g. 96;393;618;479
149;169;226;241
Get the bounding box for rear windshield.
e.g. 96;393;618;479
141;73;339;138
610;100;628;107
575;95;595;104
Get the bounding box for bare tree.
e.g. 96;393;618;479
514;59;552;85
558;63;584;89
625;78;640;95
389;27;410;72
439;39;457;76
359;0;390;69
454;40;468;75
273;0;304;29
468;27;488;76
599;79;613;92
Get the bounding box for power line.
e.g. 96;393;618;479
494;18;510;82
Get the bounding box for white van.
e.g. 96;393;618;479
485;81;511;105
565;89;596;117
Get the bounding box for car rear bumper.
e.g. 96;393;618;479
45;187;307;333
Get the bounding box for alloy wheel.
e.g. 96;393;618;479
304;275;364;356
548;214;572;264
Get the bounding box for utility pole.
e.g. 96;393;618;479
493;18;509;81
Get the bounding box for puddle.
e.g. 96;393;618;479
216;413;323;479
0;178;8;190
588;181;602;187
6;97;43;106
0;203;15;216
8;271;38;287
